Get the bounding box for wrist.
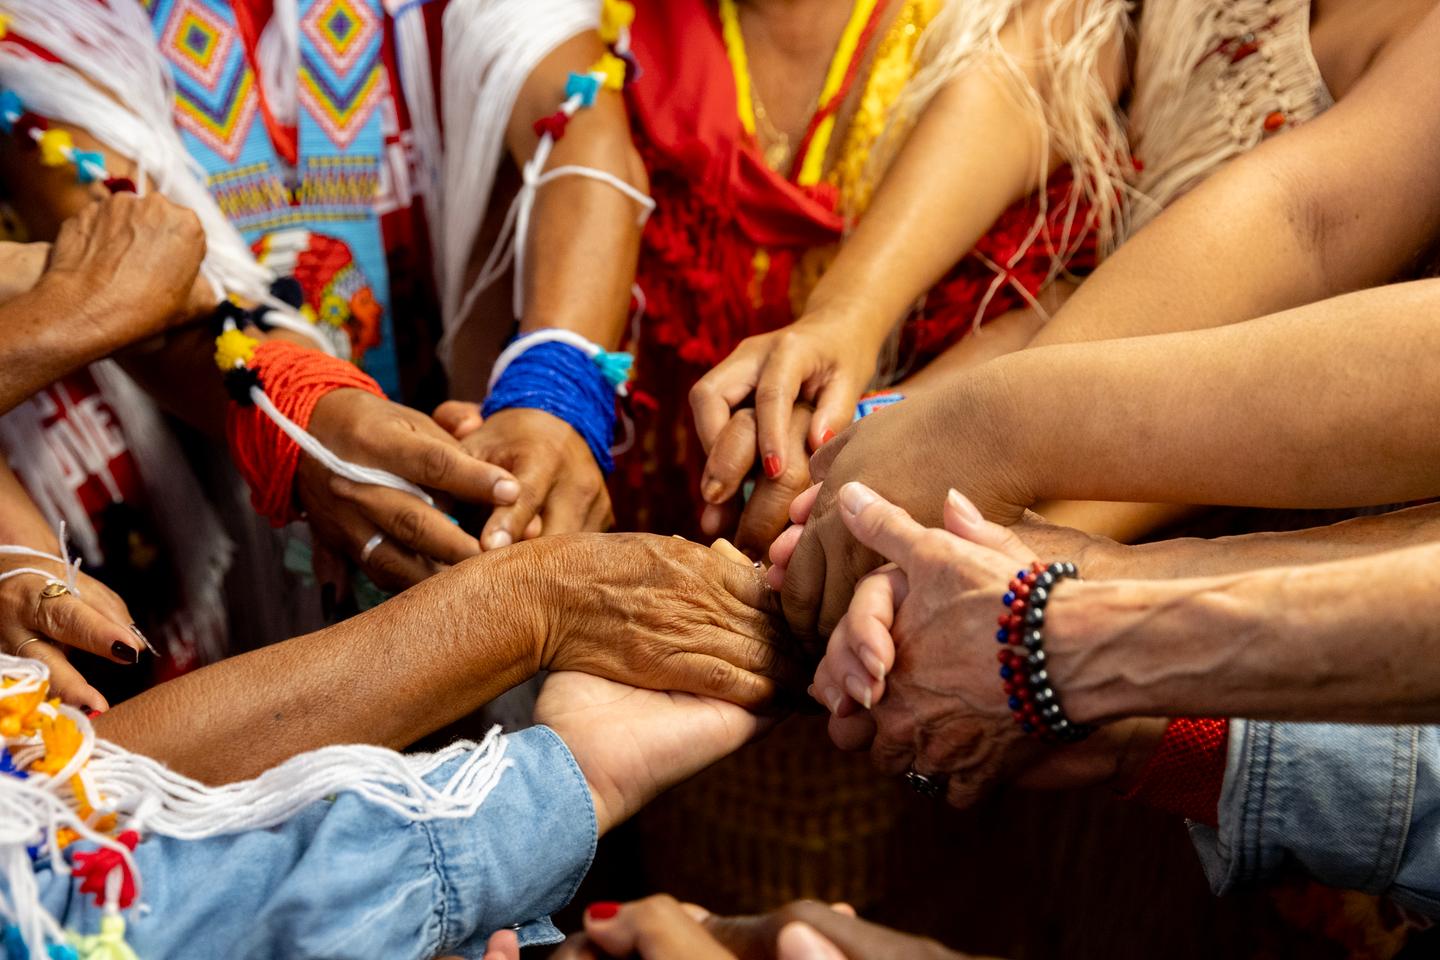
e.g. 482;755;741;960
796;299;893;357
1042;579;1155;724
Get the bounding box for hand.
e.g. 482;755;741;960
538;672;767;833
780;387;1029;640
41;192;209;350
433;401;611;549
691;313;882;513
0;553;147;712
544;896;976;959
699;405;821;559
517;532;795;708
300;389;522;591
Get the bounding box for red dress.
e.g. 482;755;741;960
613;0;1098;537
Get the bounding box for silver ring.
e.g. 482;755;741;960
904;768;945;798
13;637;47;659
360;533;386;565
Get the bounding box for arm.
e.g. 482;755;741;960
94;533;785;783
1048;541;1440;726
1029;3;1440;348
445;32;649;549
785;278;1440;636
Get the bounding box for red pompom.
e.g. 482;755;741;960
532;110;571;142
72;830;140;908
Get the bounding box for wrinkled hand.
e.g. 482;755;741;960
698;405;822;559
0;553;148;712
781;389;1029;640
42;192;210;348
538;673;767;833
691;315;882;526
808;484;1043;808
540;896;976;960
301;389;522;591
433;401;611;549
521;532;795;708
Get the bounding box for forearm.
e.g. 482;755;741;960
803;1;1120;334
0;454;59;547
1030;7;1440;348
1048;542;1440;725
966;279;1440;513
95;548;544;782
507;34;644;348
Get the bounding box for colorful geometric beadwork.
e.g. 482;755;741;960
158;0;259;163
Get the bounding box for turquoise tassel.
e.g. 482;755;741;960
0;90;20;133
72;151;106;185
564;71;601;107
592;350;633;389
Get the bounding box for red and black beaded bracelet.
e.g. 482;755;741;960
996;560;1094;743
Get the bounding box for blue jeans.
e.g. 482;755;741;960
22;725;598;959
1191;721;1440;915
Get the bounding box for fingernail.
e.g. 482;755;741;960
763;454;782;479
859;647;886;681
844;673;872;710
321;583;336;621
701;477;723;504
111;641;138;664
823;685;844;715
586;902;621;921
947;488;981;525
839;482;877;516
460;416;483;434
821;429;837;445
492;479;520;505
130;624;157;656
483;531;512;551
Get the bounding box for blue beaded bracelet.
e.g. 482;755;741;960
483;340;619;473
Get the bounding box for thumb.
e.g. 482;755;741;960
778;922;849;960
942;489;1037;565
836;482;926;570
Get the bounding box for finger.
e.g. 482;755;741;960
583;494;613;534
828;710;877;752
691;350;763;453
29;592;144;665
778;922;848;960
699;499;739;539
523;515;544;540
845;567;907;683
370;422;521;505
943;488;1038;565
789;483;822;525
735;473;808;560
713;550;783;621
700;409;757;506
539;477;598;537
482;929;520;960
310;538;352;621
669;654;776;709
835;483;928;571
432;400;485;439
768;524;803;573
548;934;600;960
780;520;827;641
709;538;751;565
358;535;436;592
20;641;107;713
869;722;915;777
808;378;859;452
481;450;559;550
754;349;808;481
586;896;735;960
807;428;852;484
333;478;481;564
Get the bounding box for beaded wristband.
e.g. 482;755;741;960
995;560;1094;743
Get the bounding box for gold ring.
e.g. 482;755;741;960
38;582;72;601
13;637;47;658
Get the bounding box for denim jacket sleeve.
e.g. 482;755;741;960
1189;721;1440;916
29;724;598;960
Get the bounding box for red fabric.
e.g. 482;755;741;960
226;341;385;526
614;0;1101;537
1123;718;1229;827
72;830;140;908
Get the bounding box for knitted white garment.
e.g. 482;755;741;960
0;654;513;959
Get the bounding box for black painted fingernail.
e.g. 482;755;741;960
321;583;337;621
111;641;138;664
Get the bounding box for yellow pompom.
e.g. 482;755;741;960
37;129;74;168
30;712;82;775
0;14;10;39
599;0;635;42
594;52;627;91
213;328;259;372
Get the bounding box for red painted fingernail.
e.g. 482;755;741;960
821;429;837;445
763;455;781;479
587;902;621;921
